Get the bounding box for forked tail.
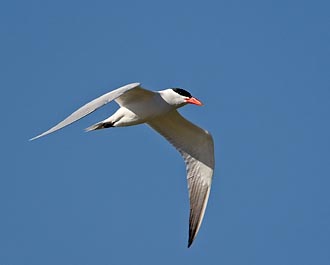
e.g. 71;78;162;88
85;122;114;132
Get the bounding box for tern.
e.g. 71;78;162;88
30;83;215;247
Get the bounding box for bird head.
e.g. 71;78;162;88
162;88;203;107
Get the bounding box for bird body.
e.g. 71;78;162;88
89;89;173;128
30;83;215;247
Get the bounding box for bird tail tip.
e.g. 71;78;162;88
85;122;114;132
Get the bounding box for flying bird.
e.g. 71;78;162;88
30;83;215;247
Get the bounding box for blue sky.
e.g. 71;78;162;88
1;0;330;264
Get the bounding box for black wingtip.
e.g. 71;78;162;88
187;230;195;248
187;240;193;248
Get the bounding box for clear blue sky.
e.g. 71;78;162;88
1;0;329;264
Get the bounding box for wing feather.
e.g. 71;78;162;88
147;110;214;247
30;82;141;140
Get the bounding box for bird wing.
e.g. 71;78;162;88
30;82;145;140
147;110;215;247
114;86;155;107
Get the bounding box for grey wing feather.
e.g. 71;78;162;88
147;110;214;247
114;86;156;107
30;82;141;140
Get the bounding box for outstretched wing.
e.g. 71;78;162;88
147;110;215;247
30;82;142;140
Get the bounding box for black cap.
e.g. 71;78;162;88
172;88;192;98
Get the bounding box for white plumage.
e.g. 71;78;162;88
30;83;215;247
